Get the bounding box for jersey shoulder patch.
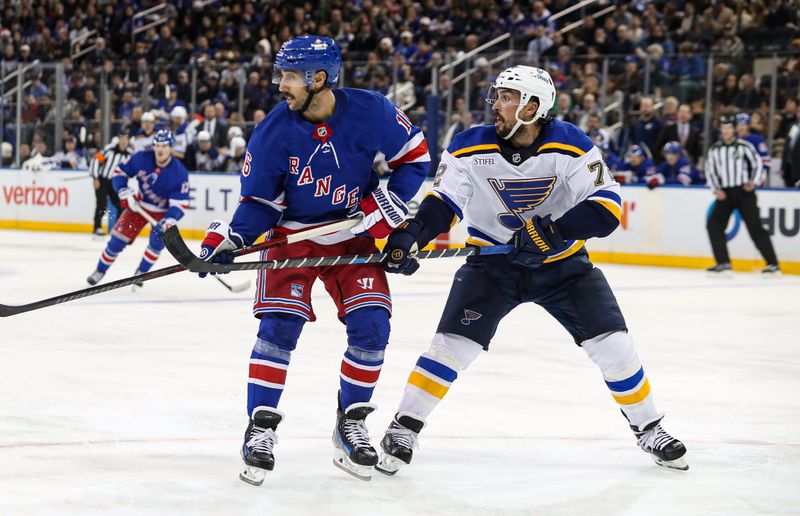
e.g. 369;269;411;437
536;119;594;158
448;125;499;158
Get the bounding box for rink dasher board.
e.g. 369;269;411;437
0;168;798;273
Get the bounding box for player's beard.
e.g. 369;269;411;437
495;113;513;139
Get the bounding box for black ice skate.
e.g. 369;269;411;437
132;269;144;290
86;270;105;286
706;262;732;276
239;407;282;486
761;264;781;276
376;412;424;476
332;398;379;481
633;420;688;471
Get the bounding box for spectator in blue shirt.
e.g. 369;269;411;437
632;96;663;157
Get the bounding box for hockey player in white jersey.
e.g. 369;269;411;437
377;65;688;474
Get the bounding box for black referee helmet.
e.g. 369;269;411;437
719;113;736;126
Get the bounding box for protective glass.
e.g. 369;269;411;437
272;68;308;87
485;84;519;106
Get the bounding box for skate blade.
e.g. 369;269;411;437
239;463;268;486
706;270;733;278
761;271;782;279
375;453;404;476
332;448;373;481
653;455;689;471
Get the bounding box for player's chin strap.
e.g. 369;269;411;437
502;104;538;140
297;84;329;116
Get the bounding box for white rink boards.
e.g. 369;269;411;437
1;229;799;516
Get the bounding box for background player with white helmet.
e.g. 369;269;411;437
377;65;688;475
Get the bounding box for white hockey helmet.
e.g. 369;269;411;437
486;65;556;139
170;105;188;121
227;125;244;141
230;136;246;151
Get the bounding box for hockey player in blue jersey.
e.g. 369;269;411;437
646;141;703;189
621;144;656;183
599;142;623;173
736;113;770;183
195;35;430;485
375;65;688;475
87;129;190;286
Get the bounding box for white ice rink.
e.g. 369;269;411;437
1;229;799;516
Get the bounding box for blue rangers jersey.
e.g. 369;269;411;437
653;156;703;186
743;133;770;177
622;157;656;183
431;119;621;263
230;88;430;245
112;150;190;220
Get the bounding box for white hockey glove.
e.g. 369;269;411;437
118;186;141;211
349;185;409;239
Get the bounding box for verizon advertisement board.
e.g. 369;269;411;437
0;168;241;238
1;169;798;271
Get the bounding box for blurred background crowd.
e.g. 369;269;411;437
2;0;800;187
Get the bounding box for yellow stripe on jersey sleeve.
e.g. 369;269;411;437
592;199;622;221
451;143;501;157
537;142;586;156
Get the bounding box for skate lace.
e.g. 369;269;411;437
387;423;419;450
343;418;372;448
247;425;278;454
638;425;674;452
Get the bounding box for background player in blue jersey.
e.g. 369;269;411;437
86;130;190;286
621;144;656;183
375;65;688;475
196;35;430;485
646;141;703;188
736;113;770;184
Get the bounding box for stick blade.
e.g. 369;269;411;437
228;280;252;293
0;304;23;317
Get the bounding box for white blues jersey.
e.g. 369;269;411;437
431;119;622;263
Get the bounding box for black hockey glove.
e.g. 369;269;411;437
508;215;566;268
382;219;423;275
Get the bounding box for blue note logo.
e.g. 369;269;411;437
461;309;482;325
488;177;557;230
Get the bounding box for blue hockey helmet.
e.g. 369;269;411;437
735;112;751;126
153;129;176;147
663;141;682;155
273;35;341;88
626;145;644;158
598;141;610;154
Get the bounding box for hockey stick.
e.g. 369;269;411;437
131;205;252;293
163;225;514;274
0;217;361;317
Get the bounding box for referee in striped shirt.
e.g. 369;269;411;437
705;114;780;274
90;127;133;236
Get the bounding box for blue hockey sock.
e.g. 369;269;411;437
247;339;291;417
339;347;384;410
96;235;126;273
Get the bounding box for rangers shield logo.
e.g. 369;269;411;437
290;283;304;298
489;177;557;230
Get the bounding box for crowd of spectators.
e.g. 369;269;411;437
1;0;800;185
